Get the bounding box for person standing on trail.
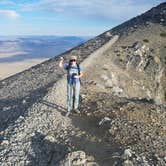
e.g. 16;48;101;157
59;56;83;116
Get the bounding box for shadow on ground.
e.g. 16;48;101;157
26;131;68;166
70;113;123;166
0;80;57;133
39;100;66;113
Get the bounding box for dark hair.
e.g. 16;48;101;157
70;59;76;62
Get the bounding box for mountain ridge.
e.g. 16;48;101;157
0;2;166;166
110;2;166;36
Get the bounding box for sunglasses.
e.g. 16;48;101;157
70;59;76;62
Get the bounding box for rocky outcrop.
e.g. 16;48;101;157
59;151;98;166
101;2;166;105
99;23;166;105
80;92;166;166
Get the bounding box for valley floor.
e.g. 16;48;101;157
0;58;48;80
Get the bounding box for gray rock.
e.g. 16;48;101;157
43;134;56;143
86;162;99;166
22;100;26;104
99;117;111;126
123;149;133;159
123;159;134;166
59;151;98;166
1;139;9;146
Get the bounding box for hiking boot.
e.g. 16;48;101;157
65;112;70;117
74;109;80;114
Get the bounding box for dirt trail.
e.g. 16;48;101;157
70;114;121;166
35;35;119;165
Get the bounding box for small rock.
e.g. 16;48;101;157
87;113;92;116
112;86;123;95
160;18;164;22
87;162;99;166
86;156;95;162
72;158;86;165
123;159;134;166
59;151;99;166
100;74;109;81
22;100;26;104
81;94;87;99
105;31;112;37
1;140;9;145
163;156;166;161
43;135;56;143
111;152;121;159
3;106;11;111
99;117;111;126
123;149;132;159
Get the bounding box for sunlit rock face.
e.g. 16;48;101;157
97;2;166;105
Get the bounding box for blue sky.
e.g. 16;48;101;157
0;0;165;36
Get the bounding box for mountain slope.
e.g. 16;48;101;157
0;2;166;166
101;2;166;105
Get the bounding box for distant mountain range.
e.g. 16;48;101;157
0;36;91;63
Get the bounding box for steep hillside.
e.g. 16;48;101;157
105;2;166;105
0;2;166;166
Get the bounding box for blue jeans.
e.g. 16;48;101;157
67;82;80;112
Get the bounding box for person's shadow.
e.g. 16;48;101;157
26;131;69;166
39;99;67;116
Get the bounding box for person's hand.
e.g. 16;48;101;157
60;57;64;61
74;75;80;78
59;57;64;68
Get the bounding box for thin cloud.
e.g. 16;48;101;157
0;10;20;19
20;0;164;21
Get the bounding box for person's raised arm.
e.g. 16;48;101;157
59;57;64;68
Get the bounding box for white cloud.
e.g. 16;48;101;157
21;0;163;21
0;10;20;19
